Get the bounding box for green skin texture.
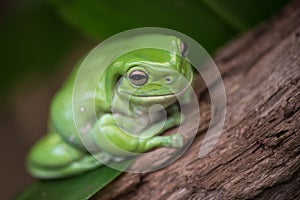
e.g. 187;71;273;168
27;35;193;179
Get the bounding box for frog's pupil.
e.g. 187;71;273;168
131;74;145;80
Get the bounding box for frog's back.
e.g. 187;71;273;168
49;67;83;149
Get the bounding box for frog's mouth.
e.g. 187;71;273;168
118;65;194;105
120;81;192;106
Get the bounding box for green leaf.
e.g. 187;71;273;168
47;0;290;53
15;159;132;200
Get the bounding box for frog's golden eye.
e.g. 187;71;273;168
129;70;148;86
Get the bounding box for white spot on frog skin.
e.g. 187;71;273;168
80;107;85;112
80;122;92;134
69;135;75;143
114;112;121;117
136;110;144;115
138;116;151;126
113;157;125;162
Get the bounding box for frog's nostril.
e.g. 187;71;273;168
166;76;172;83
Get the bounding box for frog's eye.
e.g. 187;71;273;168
180;41;189;57
129;70;148;86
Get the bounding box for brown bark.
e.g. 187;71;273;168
93;1;300;199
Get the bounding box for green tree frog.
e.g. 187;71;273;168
27;34;193;179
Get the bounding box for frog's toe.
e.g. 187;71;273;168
169;134;184;148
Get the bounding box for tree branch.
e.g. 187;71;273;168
93;1;300;199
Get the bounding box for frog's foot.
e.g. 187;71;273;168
168;134;184;148
137;133;184;152
90;151;125;164
27;133;103;179
28;155;103;179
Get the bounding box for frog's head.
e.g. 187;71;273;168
113;37;193;107
95;35;193;111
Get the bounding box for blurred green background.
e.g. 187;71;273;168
0;0;290;199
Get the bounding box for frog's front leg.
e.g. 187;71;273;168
139;110;184;150
91;114;183;156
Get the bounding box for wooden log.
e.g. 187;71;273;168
93;0;300;199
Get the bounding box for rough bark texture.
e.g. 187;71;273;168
93;1;300;199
